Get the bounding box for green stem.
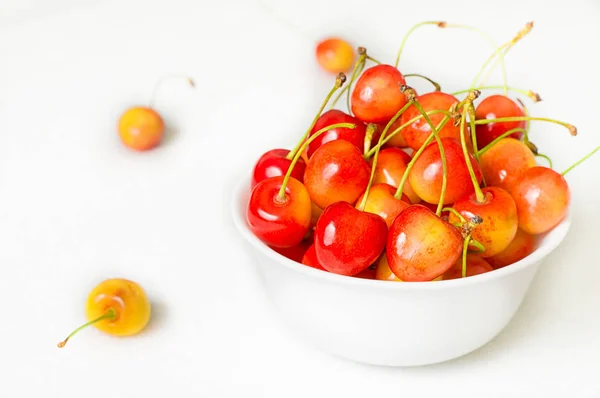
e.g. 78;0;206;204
330;54;365;111
358;103;412;211
467;102;480;162
393;115;450;201
366;55;381;64
278;123;356;199
474;117;577;136
452;86;540;102
364;110;453;158
404;73;441;92
443;207;466;223
395;21;442;68
536;153;553;168
477;128;527;156
287;74;346;160
561;146;600;176
460;105;485;203
462;235;470;278
469;239;486;253
57;308;117;348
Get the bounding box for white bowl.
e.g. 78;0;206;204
231;175;572;367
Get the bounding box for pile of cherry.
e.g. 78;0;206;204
247;22;600;282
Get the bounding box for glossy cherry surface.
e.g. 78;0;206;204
372;147;420;204
307;110;367;158
355;183;411;228
475;94;526;148
442;255;493;280
486;228;538;269
479;138;535;192
251;149;306;189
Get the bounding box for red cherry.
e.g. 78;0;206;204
354;266;377;279
251;149;306;189
442;254;493;280
314;202;388;276
449;186;518;258
301;244;327;271
304;139;371;209
510;166;570;235
246;176;311;248
487;228;538;269
307;110;367;158
271;239;312;263
400;92;465;152
351;64;407;124
475;95;525;148
387;205;463;282
355;183;411;228
408;137;483;205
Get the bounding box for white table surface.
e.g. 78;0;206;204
1;0;599;396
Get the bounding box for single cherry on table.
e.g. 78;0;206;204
58;278;151;347
316;38;355;74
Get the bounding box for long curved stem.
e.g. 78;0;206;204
287;73;346;160
404;73;441;92
460;105;485;203
57;308;117;348
477;128;527;156
474;117;577;136
462;234;470;278
330;52;366;110
452;86;541;102
562;146;600;176
278;123;355;199
395;21;443;67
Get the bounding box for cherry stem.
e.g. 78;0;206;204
469;239;486;253
366;55;381;64
277;122;356;200
357;103;412;211
452;86;541;103
462;235;470;278
393;115;450;201
517;98;533;145
364;109;453;158
466;101;480;162
474;117;577;136
330;50;366;111
395;21;445;67
57;308;117;348
477;128;527;156
561;146;600;176
148;74;195;108
460;104;485;203
404;73;441;92
536;153;553;168
477;22;534;89
287;73;346;161
443;207;466;224
398;85;448;216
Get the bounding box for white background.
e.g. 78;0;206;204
1;0;599;396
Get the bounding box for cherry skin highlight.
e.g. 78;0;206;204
486;228;538;269
386;205;463;282
351;64;408;124
301;244;327;271
408;137;483;205
372;148;420;204
307;110;367;158
475;94;526;148
316;38;355;74
314;201;388;276
510;166;570;235
247;176;312;248
355;183;411;228
304;139;371;209
449;186;518;258
479;138;535;192
251;149;306;189
400;92;464;152
118;106;165;151
442;255;494;280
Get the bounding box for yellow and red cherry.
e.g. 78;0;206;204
408;137;483;205
304;139;370;209
486;228;538;269
382;117;409;147
301;244;327;271
375;255;402;281
306;109;367;158
314;201;388;276
355;183;411;228
351;64;408;124
442;255;493;280
247;176;312;248
58;278;151;347
251;149;306;189
510;166;570;235
474;94;525;148
316;38;355;74
371;147;420;204
400;92;465;152
479;137;535;192
449;186;518;258
387;205;463;282
118;75;194;151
